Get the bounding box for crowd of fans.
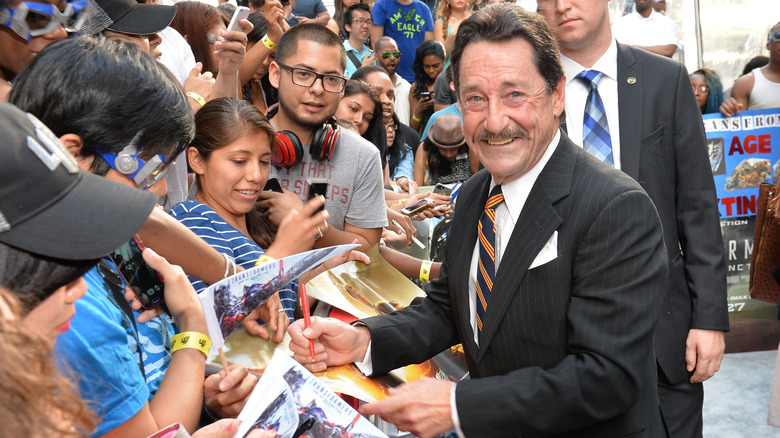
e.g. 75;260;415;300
0;0;778;435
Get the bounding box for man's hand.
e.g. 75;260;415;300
241;292;288;343
203;364;259;418
360;378;454;438
287;316;370;372
685;328;725;383
719;97;743;118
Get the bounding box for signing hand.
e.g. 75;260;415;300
287;316;370;372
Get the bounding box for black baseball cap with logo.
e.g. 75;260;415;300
78;0;176;36
0;102;157;260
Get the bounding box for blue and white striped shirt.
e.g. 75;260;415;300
169;200;296;320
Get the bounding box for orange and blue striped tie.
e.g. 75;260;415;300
476;185;503;341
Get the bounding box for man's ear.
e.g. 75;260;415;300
59;133;83;156
59;134;93;171
552;76;566;117
188;147;206;174
269;61;281;89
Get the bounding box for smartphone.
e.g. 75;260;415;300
263;177;283;193
433;183;452;196
419;90;432;100
227;6;250;33
306;177;328;212
108;235;167;312
401;197;433;215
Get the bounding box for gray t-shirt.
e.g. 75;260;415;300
434;69;457;106
287;0;327;26
270;129;388;231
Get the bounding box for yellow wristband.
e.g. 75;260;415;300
186;91;206;107
255;254;276;266
171;331;211;357
419;260;433;282
262;35;277;50
398;198;407;205
412;113;422;122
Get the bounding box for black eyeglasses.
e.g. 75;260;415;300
770;30;780;43
693;85;710;93
350;18;371;26
385;124;398;131
381;50;401;59
277;63;347;93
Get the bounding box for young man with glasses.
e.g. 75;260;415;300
264;23;387;252
373;35;411;124
721;22;780;117
343;3;375;78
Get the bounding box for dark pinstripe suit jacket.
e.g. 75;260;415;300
614;44;728;384
364;134;668;437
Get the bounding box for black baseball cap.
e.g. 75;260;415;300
0;102;158;260
79;0;176;36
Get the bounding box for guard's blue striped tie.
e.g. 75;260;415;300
476;185;503;342
577;70;613;166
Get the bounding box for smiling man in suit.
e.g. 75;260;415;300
536;1;728;437
288;4;668;437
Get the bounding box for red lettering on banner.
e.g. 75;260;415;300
729;134;772;155
720;195;757;216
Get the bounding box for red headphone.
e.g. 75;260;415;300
265;103;341;168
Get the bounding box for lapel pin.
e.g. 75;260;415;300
627;77;637;84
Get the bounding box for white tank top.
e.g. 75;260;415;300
748;68;780;110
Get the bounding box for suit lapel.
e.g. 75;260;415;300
617;43;642;179
477;137;573;361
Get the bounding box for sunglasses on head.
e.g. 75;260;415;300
381;50;401;59
0;0;85;41
770;30;780;44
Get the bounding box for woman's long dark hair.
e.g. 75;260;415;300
191;98;277;247
343;80;387;168
411;40;445;97
170;2;222;74
387;112;409;176
422;138;468;184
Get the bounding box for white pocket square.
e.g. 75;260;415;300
529;231;558;270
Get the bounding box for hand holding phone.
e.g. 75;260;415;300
108;235;168;313
401;197;433;215
306;177;328;213
227;6;250;33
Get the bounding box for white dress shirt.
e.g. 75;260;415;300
560;40;623;170
612;9;680;49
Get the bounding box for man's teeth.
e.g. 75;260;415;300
487;138;512;145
